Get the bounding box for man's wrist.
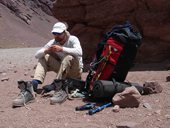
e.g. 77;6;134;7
61;47;63;51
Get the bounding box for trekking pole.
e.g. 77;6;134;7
75;103;95;111
88;102;112;115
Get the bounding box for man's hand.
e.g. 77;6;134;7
50;45;63;52
44;45;63;54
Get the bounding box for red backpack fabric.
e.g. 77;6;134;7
89;38;124;90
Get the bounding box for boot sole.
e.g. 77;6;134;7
50;96;68;105
12;99;35;108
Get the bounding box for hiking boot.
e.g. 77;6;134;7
42;79;64;94
50;89;68;105
12;80;36;107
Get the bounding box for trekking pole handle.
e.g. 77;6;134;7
75;103;95;111
88;102;112;115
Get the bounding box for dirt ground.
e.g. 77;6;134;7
0;48;170;128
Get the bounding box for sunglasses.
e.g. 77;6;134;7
52;32;64;35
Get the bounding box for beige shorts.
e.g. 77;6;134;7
33;54;82;83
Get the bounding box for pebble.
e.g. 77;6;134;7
165;114;170;119
143;102;152;109
1;77;9;82
166;76;170;82
24;72;28;76
1;72;7;76
116;121;138;128
154;110;161;115
112;105;120;112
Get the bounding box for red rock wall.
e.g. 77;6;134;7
52;0;170;63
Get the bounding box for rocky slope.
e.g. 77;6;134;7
0;0;57;48
53;0;170;63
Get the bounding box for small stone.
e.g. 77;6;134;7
1;77;9;82
166;76;170;82
154;110;161;115
86;119;91;122
143;103;152;110
116;121;138;128
33;65;37;69
155;99;160;103
24;72;28;76
157;118;161;121
147;113;152;116
64;123;68;127
112;105;120;112
14;70;17;73
165;114;170;119
2;72;6;76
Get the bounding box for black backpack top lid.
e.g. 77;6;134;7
96;21;142;61
105;21;142;47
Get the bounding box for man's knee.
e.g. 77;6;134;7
40;54;58;64
63;55;74;61
62;55;74;65
37;54;49;63
44;54;50;61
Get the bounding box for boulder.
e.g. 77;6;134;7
112;86;141;108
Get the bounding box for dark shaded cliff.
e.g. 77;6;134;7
53;0;170;63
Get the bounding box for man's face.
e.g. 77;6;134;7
53;32;65;42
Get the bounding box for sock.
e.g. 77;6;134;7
32;79;41;92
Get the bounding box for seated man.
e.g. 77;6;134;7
12;22;83;107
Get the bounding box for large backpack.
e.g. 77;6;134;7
85;21;142;92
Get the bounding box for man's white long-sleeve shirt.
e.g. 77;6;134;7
35;35;83;69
